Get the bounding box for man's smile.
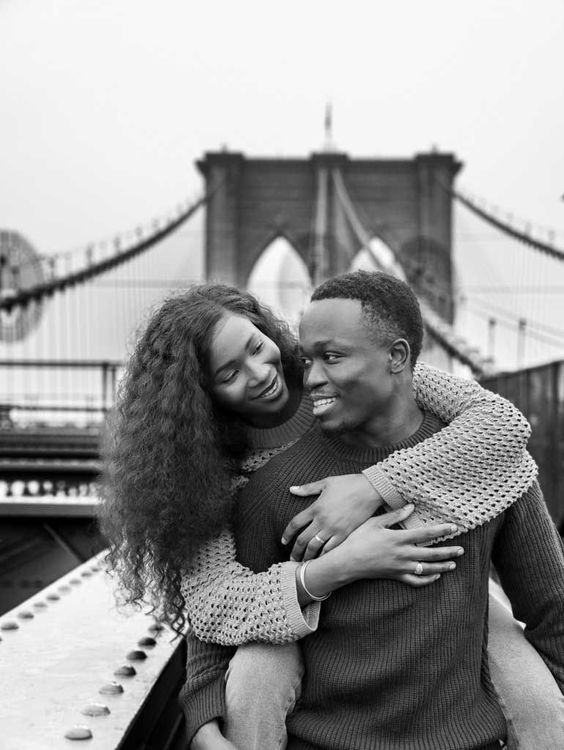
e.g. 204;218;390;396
311;394;337;416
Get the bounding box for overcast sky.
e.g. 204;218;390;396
2;0;564;255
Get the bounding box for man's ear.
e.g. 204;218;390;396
389;339;411;373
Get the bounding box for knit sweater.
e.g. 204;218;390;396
233;415;564;750
181;363;537;647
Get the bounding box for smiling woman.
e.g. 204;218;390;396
208;314;294;426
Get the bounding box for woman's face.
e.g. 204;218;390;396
208;313;290;423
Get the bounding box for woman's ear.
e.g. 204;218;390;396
389;339;411;373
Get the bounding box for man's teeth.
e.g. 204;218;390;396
313;397;336;411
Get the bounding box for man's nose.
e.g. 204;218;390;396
304;360;326;389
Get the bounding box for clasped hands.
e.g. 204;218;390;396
282;474;464;586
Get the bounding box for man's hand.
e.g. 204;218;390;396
282;474;383;561
190;720;239;750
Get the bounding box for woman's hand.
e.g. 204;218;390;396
283;474;384;561
297;506;464;602
328;510;464;587
191;720;239;750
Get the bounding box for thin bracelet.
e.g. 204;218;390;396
299;560;332;602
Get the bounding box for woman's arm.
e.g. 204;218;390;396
284;363;537;559
181;529;321;646
182;510;461;646
369;362;537;528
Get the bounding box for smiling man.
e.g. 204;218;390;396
232;270;564;750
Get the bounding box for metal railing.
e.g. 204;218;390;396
0;359;123;426
481;359;564;531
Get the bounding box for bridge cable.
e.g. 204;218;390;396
0;190;213;313
331;169;492;377
444;183;564;262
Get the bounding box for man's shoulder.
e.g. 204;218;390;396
248;423;324;480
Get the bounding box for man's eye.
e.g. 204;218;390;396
324;353;341;362
301;357;312;369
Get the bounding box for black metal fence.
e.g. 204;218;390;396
481;359;564;531
0;359;123;427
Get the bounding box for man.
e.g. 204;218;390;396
230;271;564;749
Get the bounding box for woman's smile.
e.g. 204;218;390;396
252;373;283;401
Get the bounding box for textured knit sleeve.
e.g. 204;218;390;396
181;529;321;646
362;362;538;533
492;482;564;692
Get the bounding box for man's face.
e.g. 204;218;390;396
299;298;396;443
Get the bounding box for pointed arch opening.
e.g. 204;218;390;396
350;237;406;279
247;237;312;329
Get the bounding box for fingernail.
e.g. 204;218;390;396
405;503;414;509
457;548;464;555
448;562;456;570
290;555;296;562
281;537;287;545
434;574;441;580
289;486;299;491
449;525;457;534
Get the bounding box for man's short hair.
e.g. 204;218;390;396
311;270;424;367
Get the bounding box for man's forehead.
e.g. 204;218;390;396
299;298;365;340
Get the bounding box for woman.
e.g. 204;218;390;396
100;282;557;750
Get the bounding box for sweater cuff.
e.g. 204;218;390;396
180;674;227;746
362;465;406;509
280;562;321;636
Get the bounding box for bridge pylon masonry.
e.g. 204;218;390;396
197;148;462;324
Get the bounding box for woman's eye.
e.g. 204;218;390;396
252;341;264;355
221;370;238;384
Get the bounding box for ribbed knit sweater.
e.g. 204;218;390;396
233;414;564;750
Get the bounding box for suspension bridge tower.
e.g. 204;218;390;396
198;147;462;323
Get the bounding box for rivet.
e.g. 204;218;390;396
18;611;34;620
114;665;136;677
0;621;19;631
58;585;71;593
148;622;164;633
99;682;124;695
46;593;60;601
81;703;110;717
64;726;93;740
90;565;101;572
80;571;92;578
126;649;147;661
70;578;81;585
137;636;156;647
33;602;47;609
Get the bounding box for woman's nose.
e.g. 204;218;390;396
246;359;270;385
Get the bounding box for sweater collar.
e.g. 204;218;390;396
245;392;315;450
318;412;444;463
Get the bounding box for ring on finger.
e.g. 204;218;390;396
313;534;326;545
414;561;424;576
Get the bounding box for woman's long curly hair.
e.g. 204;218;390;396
99;283;302;635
